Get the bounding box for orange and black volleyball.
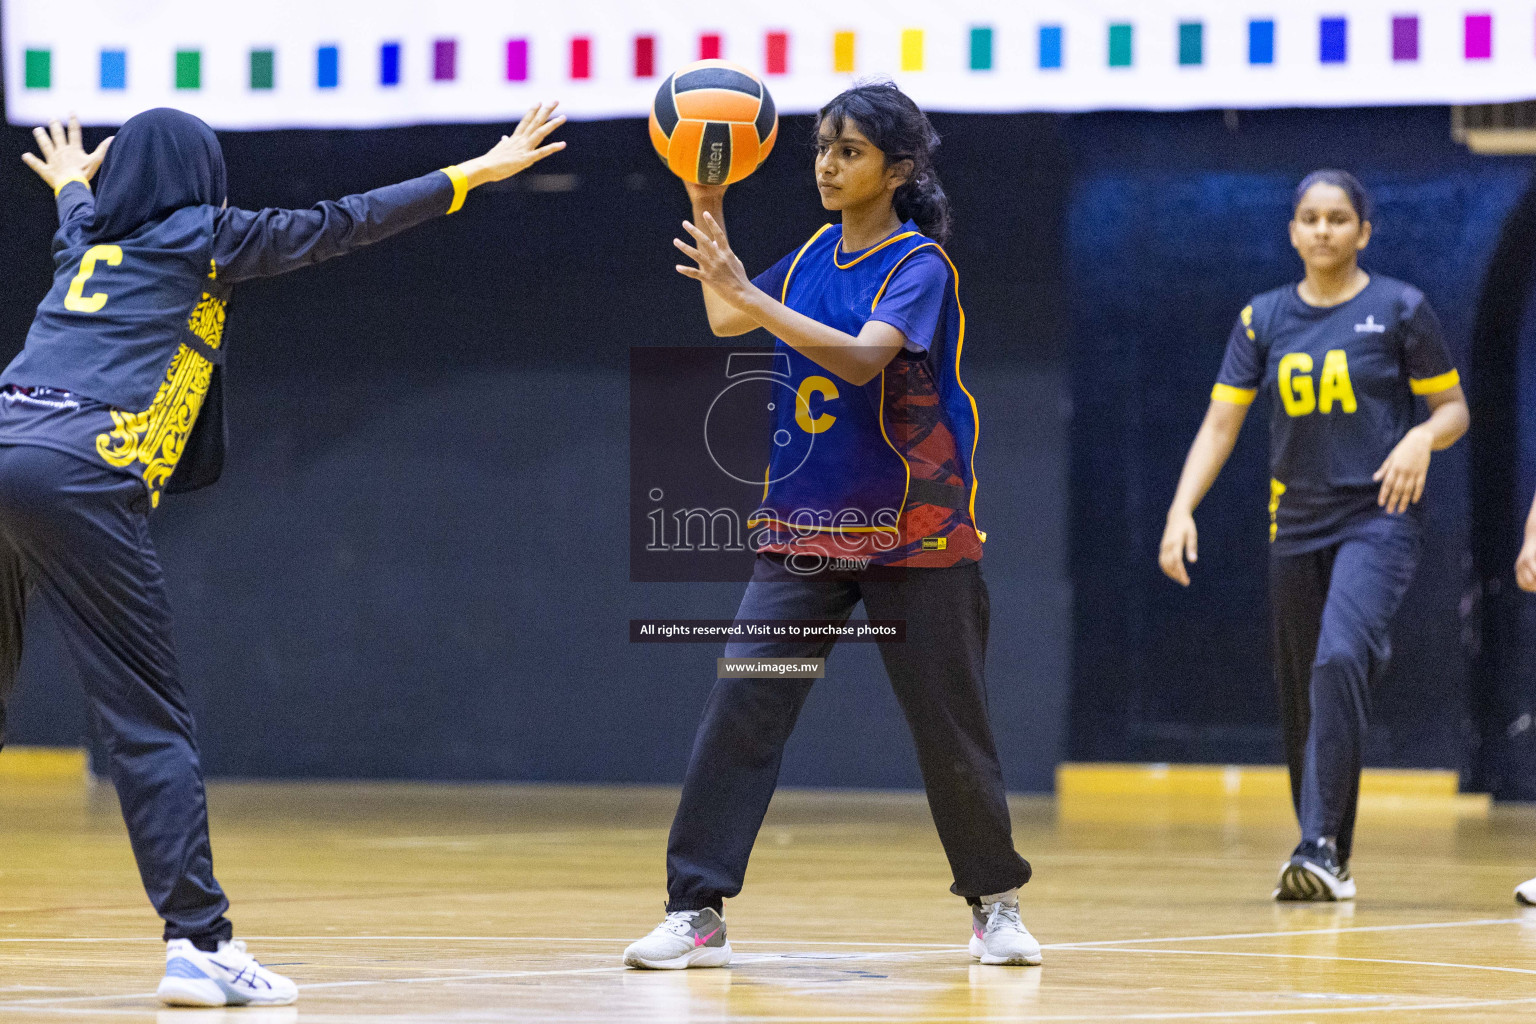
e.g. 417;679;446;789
649;59;778;186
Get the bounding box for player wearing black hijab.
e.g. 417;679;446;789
1;106;564;1005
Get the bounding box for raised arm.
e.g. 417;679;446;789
675;211;903;385
683;185;759;337
214;102;566;284
1159;399;1250;586
21;114;112;196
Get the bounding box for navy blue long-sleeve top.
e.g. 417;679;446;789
0;170;459;505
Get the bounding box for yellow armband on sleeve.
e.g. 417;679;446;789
441;165;470;215
53;175;90;197
1211;383;1257;406
1409;368;1460;396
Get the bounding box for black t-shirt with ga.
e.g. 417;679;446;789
1212;275;1459;555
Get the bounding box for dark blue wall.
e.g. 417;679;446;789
0;115;1073;789
1469;178;1536;799
1064;107;1534;774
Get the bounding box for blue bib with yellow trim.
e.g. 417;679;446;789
754;222;980;543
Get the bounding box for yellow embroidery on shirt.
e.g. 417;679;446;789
95;286;226;508
1269;477;1286;543
186;289;226;350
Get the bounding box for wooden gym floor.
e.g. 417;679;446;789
3;762;1536;1022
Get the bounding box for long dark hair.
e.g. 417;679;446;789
1294;169;1372;223
814;81;952;245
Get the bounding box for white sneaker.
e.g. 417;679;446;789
157;939;298;1007
1275;840;1356;902
1516;877;1536;906
623;908;732;969
968;892;1043;966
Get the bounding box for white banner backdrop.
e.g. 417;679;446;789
7;0;1536;129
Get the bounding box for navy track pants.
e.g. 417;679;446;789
1270;513;1421;864
0;444;231;944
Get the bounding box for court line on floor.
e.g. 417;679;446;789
0;949;968;1009
970;995;1536;1023
0;935;958;947
1076;945;1536;977
0;916;1529;1014
11;995;1536;1021
299;950;969;992
0;916;1522;949
1045;915;1523;948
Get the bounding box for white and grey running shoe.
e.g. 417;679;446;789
623;908;732;969
1515;877;1536;905
156;938;298;1007
968;891;1043;965
1274;840;1356;901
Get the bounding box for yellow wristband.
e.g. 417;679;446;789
442;165;469;215
53;175;90;197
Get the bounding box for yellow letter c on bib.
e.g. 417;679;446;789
796;376;839;434
63;244;123;314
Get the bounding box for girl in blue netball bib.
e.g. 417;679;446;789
624;82;1037;969
1159;171;1469;901
0;107;564;1006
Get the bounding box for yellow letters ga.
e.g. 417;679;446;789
1278;350;1355;417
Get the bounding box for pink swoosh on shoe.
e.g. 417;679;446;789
695;927;721;947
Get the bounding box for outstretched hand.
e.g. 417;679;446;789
21;115;112;193
674;211;754;308
460;102;567;188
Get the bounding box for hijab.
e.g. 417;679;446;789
85;107;226;242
